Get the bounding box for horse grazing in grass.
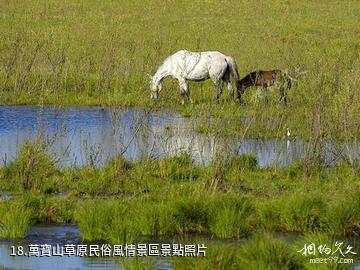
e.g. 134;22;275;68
238;70;295;104
150;50;241;104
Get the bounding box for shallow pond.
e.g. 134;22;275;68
0;106;358;168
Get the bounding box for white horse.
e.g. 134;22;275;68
150;50;241;104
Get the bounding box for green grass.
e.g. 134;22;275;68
1;145;359;244
0;148;359;269
170;233;358;270
0;2;359;268
20;192;75;224
0;201;32;239
0;192;76;240
294;233;358;270
238;233;304;270
171;234;302;270
0;0;360;139
0;141;59;192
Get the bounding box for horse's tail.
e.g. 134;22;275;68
225;56;241;91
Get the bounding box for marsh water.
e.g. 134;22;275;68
0;225;359;270
0;106;359;168
0;106;360;269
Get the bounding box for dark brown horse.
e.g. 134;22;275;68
237;70;293;103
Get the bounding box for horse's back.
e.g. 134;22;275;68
260;70;283;80
172;50;227;60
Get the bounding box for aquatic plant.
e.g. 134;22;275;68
238;233;304;270
0;154;358;245
208;194;255;238
20;193;75;224
158;153;200;182
1;142;59;193
294;233;356;270
0;201;32;239
326;190;360;237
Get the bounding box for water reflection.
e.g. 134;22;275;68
0;106;358;168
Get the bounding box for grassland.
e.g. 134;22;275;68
1;144;359;240
0;143;359;269
0;0;360;139
0;1;360;268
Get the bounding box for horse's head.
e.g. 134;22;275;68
149;74;160;100
150;85;159;100
235;80;245;101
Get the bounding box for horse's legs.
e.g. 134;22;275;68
151;84;159;101
210;64;227;103
151;78;164;100
178;78;191;105
222;71;234;99
185;85;194;104
236;85;243;102
213;79;222;104
211;75;223;103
